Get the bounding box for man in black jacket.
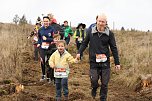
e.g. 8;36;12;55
76;13;120;101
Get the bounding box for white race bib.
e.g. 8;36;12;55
54;68;68;78
96;54;107;62
41;42;49;49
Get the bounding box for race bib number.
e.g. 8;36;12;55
96;54;107;62
54;68;68;78
41;42;49;49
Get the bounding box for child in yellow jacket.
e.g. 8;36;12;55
49;40;78;101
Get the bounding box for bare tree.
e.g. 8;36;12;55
13;14;20;24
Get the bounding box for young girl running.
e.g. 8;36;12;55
49;40;78;101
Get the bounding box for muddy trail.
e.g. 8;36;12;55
0;51;151;101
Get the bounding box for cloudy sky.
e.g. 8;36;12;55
0;0;152;31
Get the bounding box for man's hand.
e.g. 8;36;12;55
115;65;121;71
76;54;80;60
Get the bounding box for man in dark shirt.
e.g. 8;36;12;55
76;13;121;101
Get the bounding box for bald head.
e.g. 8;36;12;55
96;13;107;21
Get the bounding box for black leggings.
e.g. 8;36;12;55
39;48;56;80
39;49;48;76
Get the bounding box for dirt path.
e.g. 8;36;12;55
20;53;151;101
0;52;151;101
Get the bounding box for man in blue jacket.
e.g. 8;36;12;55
37;16;56;82
76;13;120;101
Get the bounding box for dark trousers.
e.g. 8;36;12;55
39;48;56;81
39;48;48;76
46;67;54;81
46;48;56;81
76;42;83;59
55;78;68;99
90;62;110;101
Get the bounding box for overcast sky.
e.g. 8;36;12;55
0;0;152;31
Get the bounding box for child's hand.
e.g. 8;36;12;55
75;58;79;63
76;54;80;60
50;63;56;69
51;66;56;69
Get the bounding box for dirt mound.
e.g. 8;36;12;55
19;91;55;101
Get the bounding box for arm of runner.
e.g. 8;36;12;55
37;44;40;47
67;54;78;64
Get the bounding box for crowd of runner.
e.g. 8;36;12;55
27;13;120;101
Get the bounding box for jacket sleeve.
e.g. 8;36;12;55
67;54;77;64
78;28;90;54
109;31;120;65
68;27;73;36
49;53;55;68
37;29;41;44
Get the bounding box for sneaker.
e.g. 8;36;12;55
48;79;52;84
40;75;46;82
91;88;97;99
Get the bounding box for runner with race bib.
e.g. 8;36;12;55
49;40;78;101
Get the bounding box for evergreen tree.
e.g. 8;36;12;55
19;14;28;25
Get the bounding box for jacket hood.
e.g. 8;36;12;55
91;24;109;36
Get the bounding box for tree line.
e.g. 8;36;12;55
13;14;31;25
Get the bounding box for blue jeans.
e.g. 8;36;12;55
55;78;68;99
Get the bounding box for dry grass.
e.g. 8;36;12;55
113;30;152;88
0;23;33;83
